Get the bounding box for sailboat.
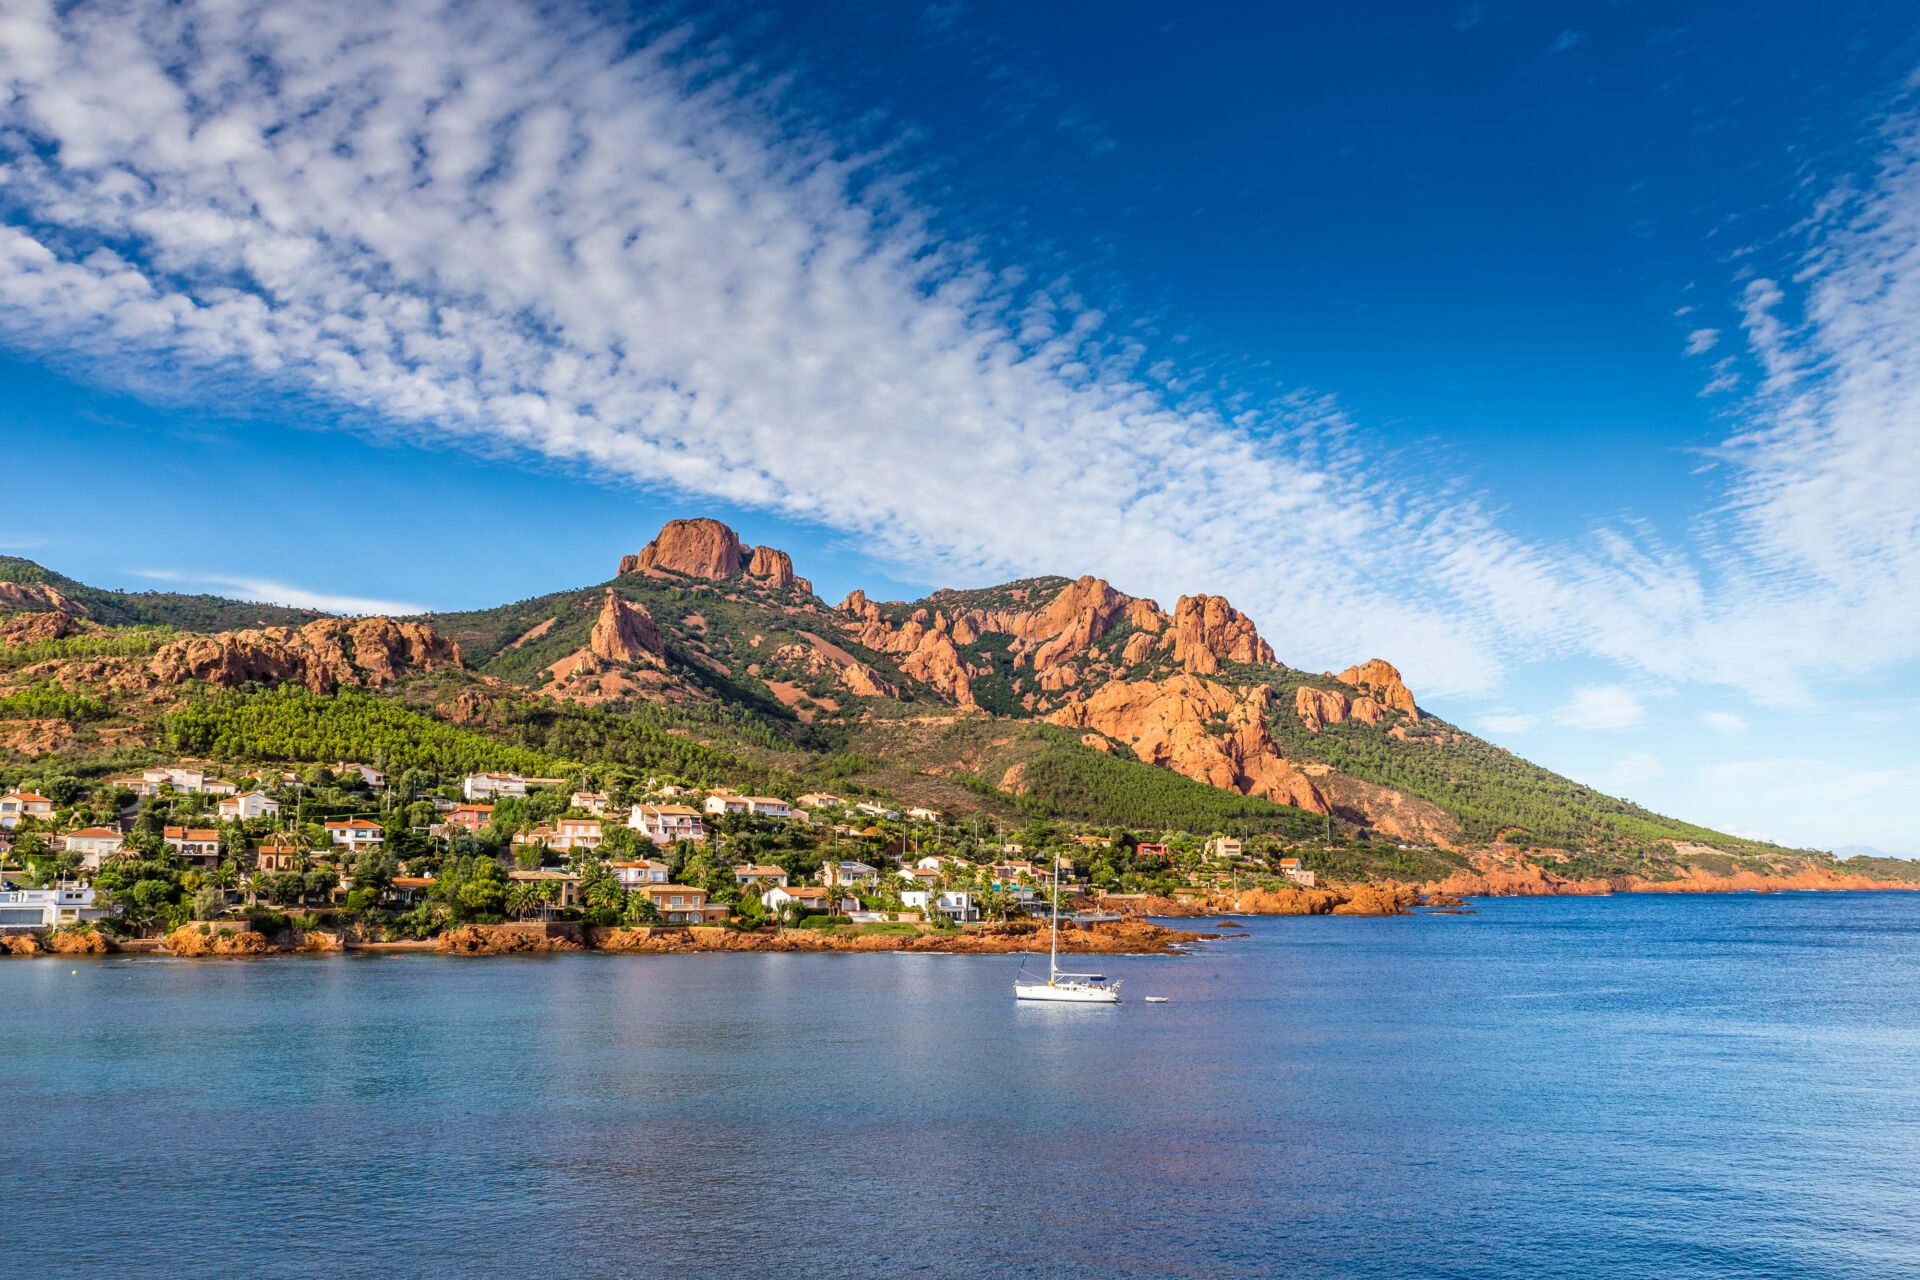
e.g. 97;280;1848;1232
1014;850;1121;1004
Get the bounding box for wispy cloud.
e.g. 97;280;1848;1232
1699;710;1747;733
132;569;425;616
1479;711;1538;733
1556;685;1646;731
0;1;1914;711
1548;30;1586;55
1684;327;1720;356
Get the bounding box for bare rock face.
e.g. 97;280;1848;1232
626;517;746;579
149;617;461;693
1335;658;1419;721
1046;674;1329;814
617;518;810;593
0;611;83;647
1295;685;1352;733
0;581;86;616
746;545;811;592
1025;575;1134;670
839;662;896;699
589;590;664;666
1169;594;1275;674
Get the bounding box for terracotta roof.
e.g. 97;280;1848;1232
164;826;218;840
5;791;52;803
67;826;121;839
734;864;785;876
607;859;669;870
324;819;383;830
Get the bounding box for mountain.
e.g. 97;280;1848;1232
0;517;1877;885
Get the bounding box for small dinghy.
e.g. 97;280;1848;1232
1143;996;1170;1004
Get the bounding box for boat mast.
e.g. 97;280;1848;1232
1049;848;1061;984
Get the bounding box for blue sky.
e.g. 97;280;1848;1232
1;1;1917;853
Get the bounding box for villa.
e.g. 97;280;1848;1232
638;883;729;924
0;791;55;828
463;772;529;801
0;882;114;931
62;827;125;868
324;818;384;850
607;859;671;888
629;803;705;846
733;864;788;888
761;885;858;915
217;791;279;822
163;826;222;868
821;860;879;888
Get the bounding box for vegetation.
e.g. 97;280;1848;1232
162;687;564;775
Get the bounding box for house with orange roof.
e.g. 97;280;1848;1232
0;791;55;828
163;826;222;868
62;827;125;868
638;883;729;924
733;864;788;888
607;859;671;888
324;818;384;851
256;839;302;874
629;803;705;846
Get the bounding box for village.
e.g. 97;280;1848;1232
0;762;1323;944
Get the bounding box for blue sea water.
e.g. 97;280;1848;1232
5;892;1920;1279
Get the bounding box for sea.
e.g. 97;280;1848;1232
5;891;1919;1279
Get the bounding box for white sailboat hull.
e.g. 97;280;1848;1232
1014;981;1121;1004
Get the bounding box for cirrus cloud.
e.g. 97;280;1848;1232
0;0;1915;710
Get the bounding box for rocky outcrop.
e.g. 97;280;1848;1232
437;923;587;954
0;581;85;616
618;519;811;593
588;590;664;666
1169;595;1274;674
839;662;896;699
1046;675;1330;813
0;611;84;647
164;925;272;956
1294;685;1351;732
148;617;460;693
1026;576;1135;670
585;918;1208;956
1335;658;1419;721
46;927;113;954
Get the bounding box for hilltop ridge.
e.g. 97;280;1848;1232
0;517;1872;887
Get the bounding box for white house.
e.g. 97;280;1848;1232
61;827;125;868
906;807;942;822
744;796;790;819
901;889;978;922
332;762;387;790
1278;857;1317;888
762;885;859;914
702;792;751;816
217;791;280;822
917;855;968;873
513;818;604;854
324;818;384;850
733;864;789;888
463;772;529;801
139;767;237;796
853;802;899;820
821;860;880;888
629;803;706;846
0;882;114;930
0;791;55;828
795;792;843;810
569;790;610;816
607;859;671;889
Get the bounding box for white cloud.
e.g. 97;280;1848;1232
1478;711;1538;733
132;569;425;616
1556;684;1646;731
0;0;1913;712
1684;327;1719;356
1700;710;1747;733
1548;30;1586;55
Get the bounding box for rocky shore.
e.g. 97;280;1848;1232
1;918;1213;959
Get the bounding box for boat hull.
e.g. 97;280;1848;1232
1014;982;1121;1004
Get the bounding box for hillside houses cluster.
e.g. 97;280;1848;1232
0;760;1320;935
